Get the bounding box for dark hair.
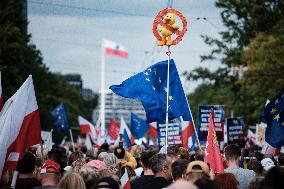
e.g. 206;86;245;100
16;152;36;174
149;154;168;175
195;150;205;161
141;150;157;168
179;147;190;159
48;148;62;164
278;153;284;166
194;178;219;189
171;159;190;181
214;173;238;189
80;145;88;154
68;151;84;165
95;177;120;189
247;159;263;175
114;146;125;159
100;143;110;151
167;145;179;158
260;166;284;188
224;144;241;161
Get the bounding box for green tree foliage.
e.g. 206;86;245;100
185;0;284;124
0;0;98;141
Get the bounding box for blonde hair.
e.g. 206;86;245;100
58;172;86;189
130;145;143;159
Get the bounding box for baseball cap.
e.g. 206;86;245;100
186;161;209;175
40;160;61;175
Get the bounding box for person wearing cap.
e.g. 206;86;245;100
185;160;210;183
224;144;255;189
34;160;61;189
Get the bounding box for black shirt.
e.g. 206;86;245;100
140;177;171;189
15;177;41;189
131;175;154;189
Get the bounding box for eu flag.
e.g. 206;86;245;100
262;89;284;148
130;113;149;139
110;59;191;123
51;103;70;132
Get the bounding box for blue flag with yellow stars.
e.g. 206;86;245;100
51;103;70;132
130;113;149;139
110;59;191;123
262;89;284;148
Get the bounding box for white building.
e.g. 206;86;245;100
92;92;146;128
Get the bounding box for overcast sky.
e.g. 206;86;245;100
28;0;224;93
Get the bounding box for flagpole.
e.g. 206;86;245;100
165;46;171;154
100;39;106;144
10;171;18;188
69;129;75;152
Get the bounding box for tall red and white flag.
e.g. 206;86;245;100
103;39;128;59
78;116;99;143
0;72;4;111
0;75;42;177
108;119;120;141
204;109;224;173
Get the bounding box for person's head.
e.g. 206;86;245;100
214;173;238;189
247;159;263;175
100;143;110;152
68;151;84;166
261;158;275;172
79;160;111;187
278;153;284;166
168;180;198;189
39;160;61;186
261;166;284;188
16;151;36;174
194;150;205;161
58;172;86;189
167;145;180;161
140;150;157;169
95;177;120;189
248;176;264;189
224;144;241;163
130;145;143;159
179;147;190;160
80;145;88;154
150;153;172;180
114;146;125;159
171;159;190;181
48;148;62;164
101;153;120;180
185;161;210;183
194;178;219;189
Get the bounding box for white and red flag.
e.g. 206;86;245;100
103;39;128;59
182;121;195;150
204;109;224;173
0;72;4;111
78;116;99;144
0;75;41;177
148;122;158;139
120;169;131;189
108;119;121;141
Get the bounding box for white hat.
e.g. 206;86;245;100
261;158;275;171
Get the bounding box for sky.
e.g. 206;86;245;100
28;0;224;94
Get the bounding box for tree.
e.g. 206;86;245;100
0;0;98;141
185;0;284;124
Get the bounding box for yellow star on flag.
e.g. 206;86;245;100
169;96;173;100
146;78;150;82
154;70;157;75
158;78;162;83
282;122;284;126
164;87;168;93
144;72;149;76
275;99;279;104
271;108;277;114
148;68;152;72
274;114;280;121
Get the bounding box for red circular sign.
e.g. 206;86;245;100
152;8;187;46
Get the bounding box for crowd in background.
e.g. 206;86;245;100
2;142;284;189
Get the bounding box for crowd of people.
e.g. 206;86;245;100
2;142;284;189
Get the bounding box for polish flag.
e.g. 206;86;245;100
182;121;195;150
103;39;128;59
120;116;135;143
121;169;131;189
108;119;121;141
0;76;41;177
148;123;158;139
204;109;224;173
78;116;99;143
0;72;4;111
